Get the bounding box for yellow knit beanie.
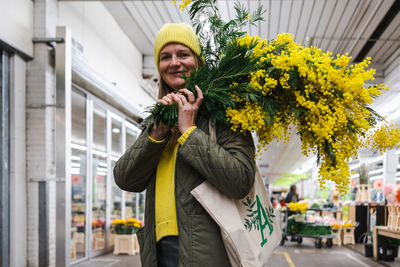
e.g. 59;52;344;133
154;23;201;70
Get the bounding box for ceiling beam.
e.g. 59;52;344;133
347;0;382;58
294;0;304;42
354;0;400;62
301;0;315;45
335;0;368;55
325;0;349;50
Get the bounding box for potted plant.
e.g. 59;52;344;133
357;163;371;203
379;237;400;261
112;218;142;255
360;231;373;257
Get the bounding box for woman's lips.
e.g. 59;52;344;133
169;71;183;77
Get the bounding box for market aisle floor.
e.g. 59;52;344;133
74;239;400;267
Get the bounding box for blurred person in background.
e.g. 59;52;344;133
285;184;299;204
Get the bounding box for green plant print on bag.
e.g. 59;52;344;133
242;195;275;247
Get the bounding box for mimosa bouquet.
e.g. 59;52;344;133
143;0;400;194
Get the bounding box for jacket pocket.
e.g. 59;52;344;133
190;215;231;267
136;227;145;251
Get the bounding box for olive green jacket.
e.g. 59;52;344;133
113;117;255;267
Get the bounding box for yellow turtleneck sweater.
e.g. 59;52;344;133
149;126;197;242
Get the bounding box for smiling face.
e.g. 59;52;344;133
158;43;198;90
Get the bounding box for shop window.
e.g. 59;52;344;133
139;192;146;221
125;125;139;149
91;153;107;251
111;116;123;227
91;104;107;251
111;160;122;221
71;90;86;146
93;107;106;152
124;125;141;219
70;89;87;260
111;117;122;156
125;192;137;218
69;91;143;256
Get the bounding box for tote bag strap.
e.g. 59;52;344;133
209;120;217;142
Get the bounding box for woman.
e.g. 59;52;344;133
114;23;256;267
285;185;298;204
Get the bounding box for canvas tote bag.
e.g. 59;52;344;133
190;123;282;267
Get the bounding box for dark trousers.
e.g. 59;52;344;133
156;236;179;267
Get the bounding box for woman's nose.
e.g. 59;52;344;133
170;55;181;66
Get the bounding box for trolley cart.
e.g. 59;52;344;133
280;232;335;248
280;209;336;249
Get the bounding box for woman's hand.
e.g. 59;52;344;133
149;93;176;140
150;122;170;141
172;85;204;134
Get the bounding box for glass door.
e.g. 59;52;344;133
91;105;107;254
124;123;141;219
69;87;144;259
91;153;107;252
70;89;88;261
110;115;123;222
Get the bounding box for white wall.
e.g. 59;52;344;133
0;0;33;56
58;1;155;110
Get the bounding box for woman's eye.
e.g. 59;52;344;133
179;53;189;58
160;55;171;60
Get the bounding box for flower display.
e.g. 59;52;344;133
330;222;354;229
288;202;308;212
144;0;400;194
396;187;400;203
287;214;331;236
384;184;395;195
112;218;142;235
92;219;104;229
343;222;354;228
288;214;305;223
373;179;383;189
384;184;399;204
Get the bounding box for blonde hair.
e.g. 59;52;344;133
157;78;180;150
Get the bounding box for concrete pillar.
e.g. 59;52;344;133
26;0;58;266
10;55;28;267
383;149;397;186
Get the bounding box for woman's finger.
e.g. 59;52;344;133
179;88;195;103
157;99;168;105
172;93;184;108
195;85;204;105
176;93;188;105
168;94;179;104
158;96;172;105
165;94;176;104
